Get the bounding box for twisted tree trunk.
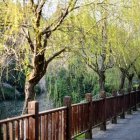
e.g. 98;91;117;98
22;52;48;114
22;48;65;114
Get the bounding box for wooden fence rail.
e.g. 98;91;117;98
0;89;140;140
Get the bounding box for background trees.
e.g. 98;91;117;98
0;0;140;111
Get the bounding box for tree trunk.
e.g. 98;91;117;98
98;9;107;92
22;46;65;114
137;75;140;88
119;70;126;91
99;71;106;91
22;81;36;114
127;74;134;91
22;52;47;114
128;79;132;91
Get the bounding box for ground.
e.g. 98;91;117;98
91;109;140;140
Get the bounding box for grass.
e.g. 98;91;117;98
74;134;85;140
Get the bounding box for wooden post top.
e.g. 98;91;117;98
119;89;125;95
100;91;106;98
85;93;92;102
112;90;117;97
28;101;39;114
64;96;71;107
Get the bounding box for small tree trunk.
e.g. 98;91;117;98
99;71;106;91
127;73;134;91
128;76;133;91
119;70;126;91
128;79;132;91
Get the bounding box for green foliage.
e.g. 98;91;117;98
0;59;25;91
46;58;96;106
0;0;140;103
0;84;19;100
74;134;85;140
46;57;121;106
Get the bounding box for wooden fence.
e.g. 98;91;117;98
0;89;140;140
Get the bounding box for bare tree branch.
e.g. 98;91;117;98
22;28;34;52
35;1;46;27
84;59;98;73
46;48;66;65
74;1;104;10
41;0;78;35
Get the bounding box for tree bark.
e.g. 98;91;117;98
128;79;132;91
127;73;134;91
119;67;128;92
99;71;105;91
22;48;65;114
98;8;107;92
20;0;75;114
119;70;126;91
22;52;47;114
22;82;36;114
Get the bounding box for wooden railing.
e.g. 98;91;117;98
0;89;140;140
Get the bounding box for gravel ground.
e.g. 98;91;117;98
91;109;140;140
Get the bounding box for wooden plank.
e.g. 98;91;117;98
15;120;20;140
48;114;52;140
20;119;24;139
38;116;41;140
0;124;3;140
3;123;8;140
41;115;45;140
0;114;34;124
71;107;74;136
28;101;39;140
63;110;66;140
81;104;84;131
45;115;48;140
63;96;72;140
52;113;55;140
73;106;76;135
77;105;79;133
26;118;29;140
85;93;93;139
58;111;62;140
62;111;64;140
9;122;14;140
50;113;53;140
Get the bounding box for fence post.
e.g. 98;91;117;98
0;125;2;140
100;91;106;131
28;101;39;140
138;85;140;108
133;87;137;111
120;90;125;119
64;96;72;140
85;93;93;139
112;90;117;124
127;88;132;114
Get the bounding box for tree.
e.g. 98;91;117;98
112;26;140;91
111;0;140;92
2;0;79;113
67;0;115;92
